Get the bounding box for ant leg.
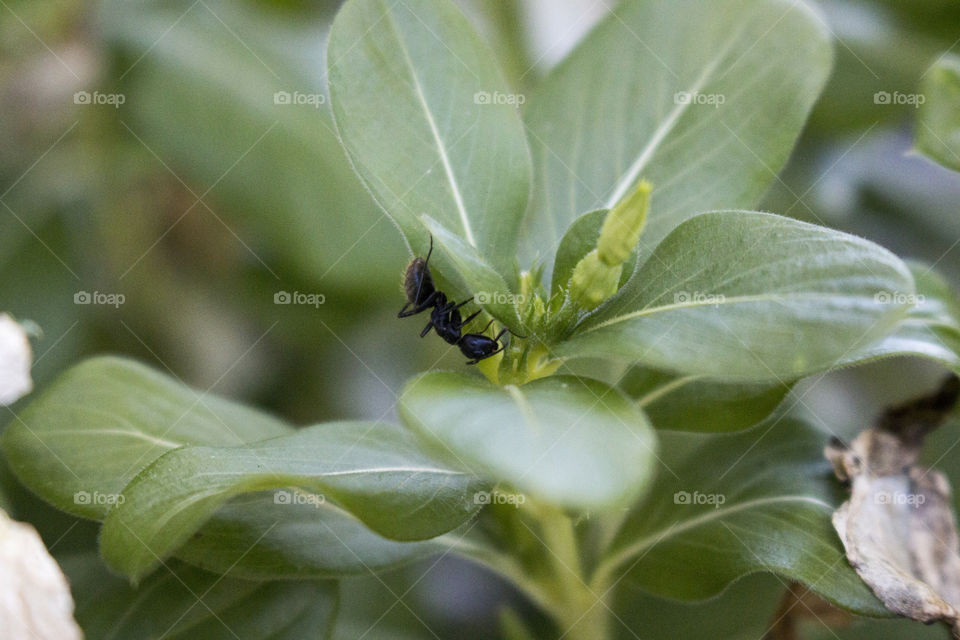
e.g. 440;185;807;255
458;310;481;330
397;289;440;318
436;297;459;314
424;234;433;266
398;302;426;318
420;321;434;338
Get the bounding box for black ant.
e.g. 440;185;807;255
398;235;522;365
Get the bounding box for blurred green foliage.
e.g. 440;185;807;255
3;0;960;638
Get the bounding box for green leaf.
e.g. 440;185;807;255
803;617;950;640
61;552;338;639
917;53;960;172
327;0;532;282
619;367;790;433
399;372;657;509
519;0;833;278
2;357;446;580
596;416;886;616
555;211;914;381
2;356;290;520
613;573;785;640
837;261;960;373
100;421;481;580
175;492;442;579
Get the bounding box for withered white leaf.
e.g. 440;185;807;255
0;314;33;406
826;376;960;638
0;509;83;640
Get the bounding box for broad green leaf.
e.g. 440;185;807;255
519;0;833;278
2;357;441;579
2;356;290;520
61;552;338;639
619;366;790;433
327;0;532;282
917;53;960;172
837;261;960;373
399;372;657;509
555;212;914;381
176;491;441;579
613;573;785;640
803;618;950;640
100;421;481;580
597;416;886;616
101;0;401;288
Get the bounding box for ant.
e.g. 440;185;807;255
398;235;521;365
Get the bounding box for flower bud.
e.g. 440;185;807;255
568;250;622;310
567;181;651;310
597;180;651;265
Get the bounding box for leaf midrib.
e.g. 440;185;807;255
584;291;886;333
601;26;743;209
383;2;477;247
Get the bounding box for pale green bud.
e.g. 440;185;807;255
567;180;651;311
569;250;622;310
597;180;651;265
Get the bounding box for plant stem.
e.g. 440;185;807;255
534;504;611;640
442;506;613;639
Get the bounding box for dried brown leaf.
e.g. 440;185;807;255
826;376;960;637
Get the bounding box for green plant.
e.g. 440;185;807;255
5;0;960;638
